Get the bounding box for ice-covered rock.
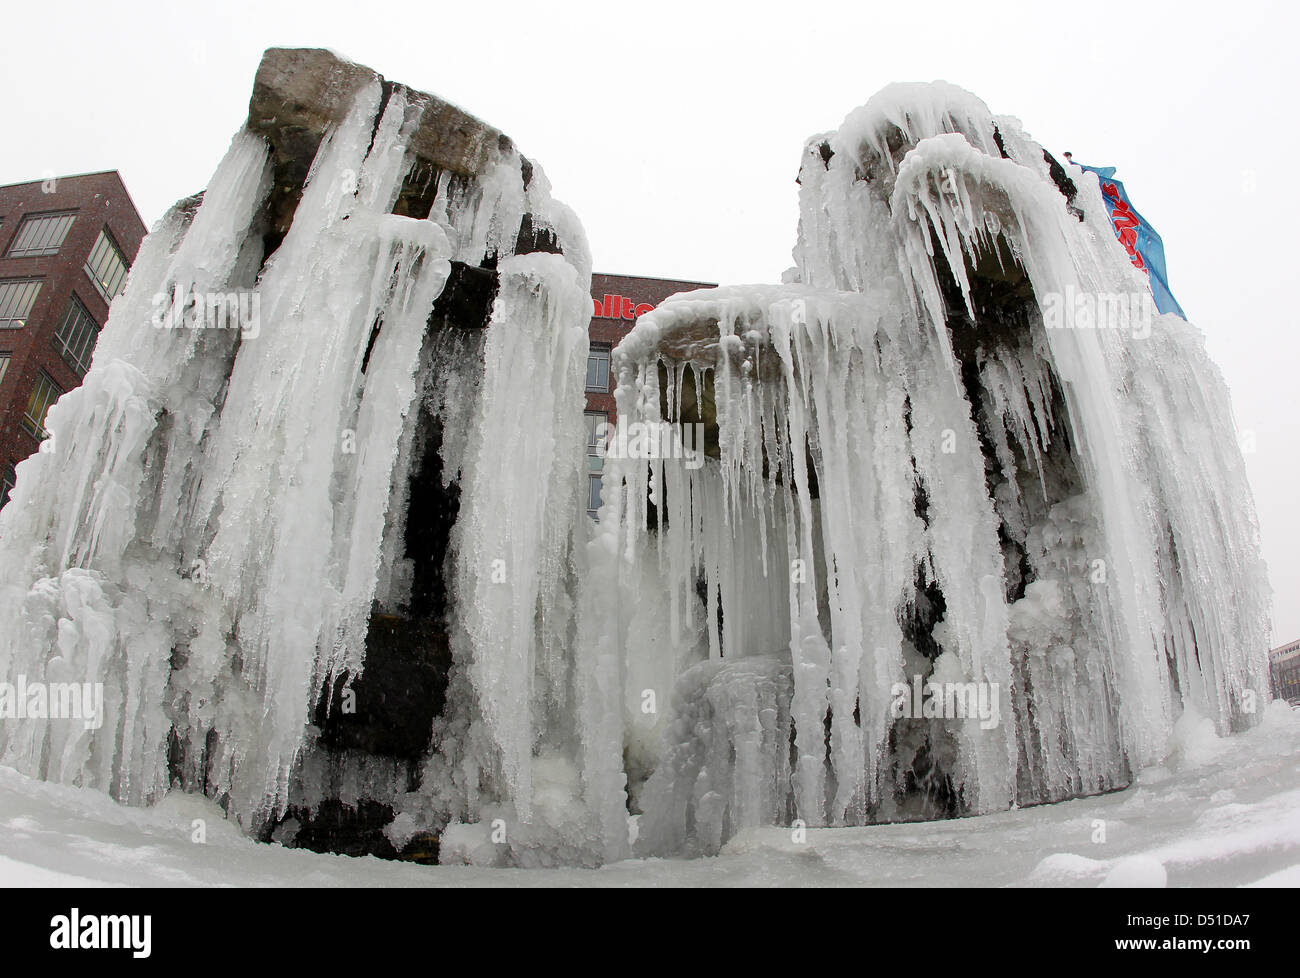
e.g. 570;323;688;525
0;49;600;860
601;83;1270;854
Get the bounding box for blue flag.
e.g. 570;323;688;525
1075;163;1185;319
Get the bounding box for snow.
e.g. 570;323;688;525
0;702;1296;886
1245;865;1300;887
1100;855;1168;888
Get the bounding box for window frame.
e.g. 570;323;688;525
52;293;100;378
584;410;608;470
0;462;14;511
83;227;130;304
0;278;43;329
6;211;77;258
21;370;63;440
585;344;611;393
584;411;608;519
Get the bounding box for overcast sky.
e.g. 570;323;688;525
2;0;1295;642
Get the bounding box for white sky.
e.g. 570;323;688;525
2;0;1295;643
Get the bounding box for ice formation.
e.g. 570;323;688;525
0;58;1271;866
608;83;1270;855
0;51;600;860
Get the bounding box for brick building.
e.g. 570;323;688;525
1270;639;1300;706
583;272;714;517
0;171;146;507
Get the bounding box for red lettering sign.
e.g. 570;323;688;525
592;294;657;322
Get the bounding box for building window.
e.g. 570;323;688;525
585;411;608;470
22;371;63;439
0;463;14;511
0;278;42;329
585;411;607;518
6;212;76;258
84;229;129;303
586;345;610;392
53;296;100;378
0;352;9;389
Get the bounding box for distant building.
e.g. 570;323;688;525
1270;639;1300;705
0;171;146;507
583;272;714;518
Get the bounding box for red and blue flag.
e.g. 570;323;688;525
1076;164;1185;319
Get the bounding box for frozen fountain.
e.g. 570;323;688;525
613;84;1271;855
0;55;1270;866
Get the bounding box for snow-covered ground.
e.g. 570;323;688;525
1;701;1296;888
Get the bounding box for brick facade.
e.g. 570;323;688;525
0;171;146;502
583;272;714;516
584;272;713;423
1271;640;1300;705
